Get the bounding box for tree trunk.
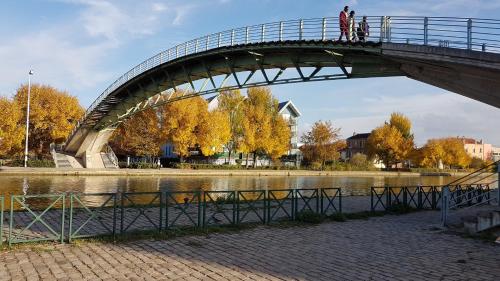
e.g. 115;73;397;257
253;152;257;168
228;150;232;165
245;153;249;168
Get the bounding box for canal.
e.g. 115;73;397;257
0;174;460;197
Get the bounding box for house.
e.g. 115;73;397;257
162;95;302;166
459;137;492;161
345;133;371;159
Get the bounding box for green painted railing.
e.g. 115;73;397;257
1;188;342;246
370;184;492;212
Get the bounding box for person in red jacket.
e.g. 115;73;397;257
338;6;349;42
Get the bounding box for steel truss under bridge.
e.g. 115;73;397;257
63;16;500;168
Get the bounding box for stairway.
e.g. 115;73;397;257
100;152;119;169
463;208;500;234
54;152;72;168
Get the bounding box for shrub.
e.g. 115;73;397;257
295;210;323;224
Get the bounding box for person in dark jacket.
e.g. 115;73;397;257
338;6;349;42
357;16;370;42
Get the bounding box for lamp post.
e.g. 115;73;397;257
24;70;34;168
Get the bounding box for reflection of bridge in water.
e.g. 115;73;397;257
56;16;500;168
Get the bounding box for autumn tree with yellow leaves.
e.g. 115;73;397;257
300;120;345;168
366;112;415;168
217;89;245;161
0;84;84;159
110;108;163;158
239;87;290;166
419;138;471;168
160;92;231;159
0;97;24;157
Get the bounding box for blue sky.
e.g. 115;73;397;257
1;0;500;145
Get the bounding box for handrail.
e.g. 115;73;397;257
445;159;500;186
67;15;500;143
104;145;119;168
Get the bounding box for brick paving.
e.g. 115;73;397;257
1;211;499;281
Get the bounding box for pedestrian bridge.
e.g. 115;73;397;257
62;16;500;168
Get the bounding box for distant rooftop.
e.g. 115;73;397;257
347;133;371;140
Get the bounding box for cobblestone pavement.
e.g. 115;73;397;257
1;211;499;281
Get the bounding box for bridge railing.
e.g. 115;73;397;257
73;16;500;137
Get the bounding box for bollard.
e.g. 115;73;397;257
441;186;450;226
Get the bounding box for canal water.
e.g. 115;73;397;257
0;174;459;197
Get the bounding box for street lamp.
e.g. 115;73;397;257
24;70;34;168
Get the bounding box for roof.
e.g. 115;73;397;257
347;133;371;140
206;95;218;103
278;100;302;117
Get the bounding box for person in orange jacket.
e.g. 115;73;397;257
338;6;349;42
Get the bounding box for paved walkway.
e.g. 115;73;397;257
1;211;499;281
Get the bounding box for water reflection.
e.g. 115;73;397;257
0;174;461;197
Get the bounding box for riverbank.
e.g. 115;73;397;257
0;166;472;177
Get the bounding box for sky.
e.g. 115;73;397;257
1;0;500;146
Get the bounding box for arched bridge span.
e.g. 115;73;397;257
63;16;500;168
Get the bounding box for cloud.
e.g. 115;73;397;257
0;0;203;102
322;91;500;146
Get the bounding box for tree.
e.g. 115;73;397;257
300;121;344;168
419;138;471;169
218;89;245;161
160;93;207;159
0;97;24;157
268;114;291;160
239;87;290;166
14;84;84;156
160;92;231;160
349;153;372;169
110;108;163;158
367;112;414;168
197;109;231;156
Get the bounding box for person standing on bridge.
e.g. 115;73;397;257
357;16;370;42
348;11;357;42
338;6;350;42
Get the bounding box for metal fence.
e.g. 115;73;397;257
69;15;500;139
371;184;493;212
0;188;341;246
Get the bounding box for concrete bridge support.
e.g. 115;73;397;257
64;127;116;168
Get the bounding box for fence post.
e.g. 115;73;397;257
299;19;304;40
338;189;342;214
261;24;266;42
217;32;222;48
482;43;486;52
498;164;500;207
403;187;408;207
418;185;423;209
441;186;450;226
370;187;374;212
432;187;437;209
322;18;327;41
231;29;235;46
379;16;385;42
424;17;429;45
0;196;3;246
246;26;250;44
206;35;210;51
386;186;391;211
279;21;284;41
467;19;472;50
60;194;65;244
